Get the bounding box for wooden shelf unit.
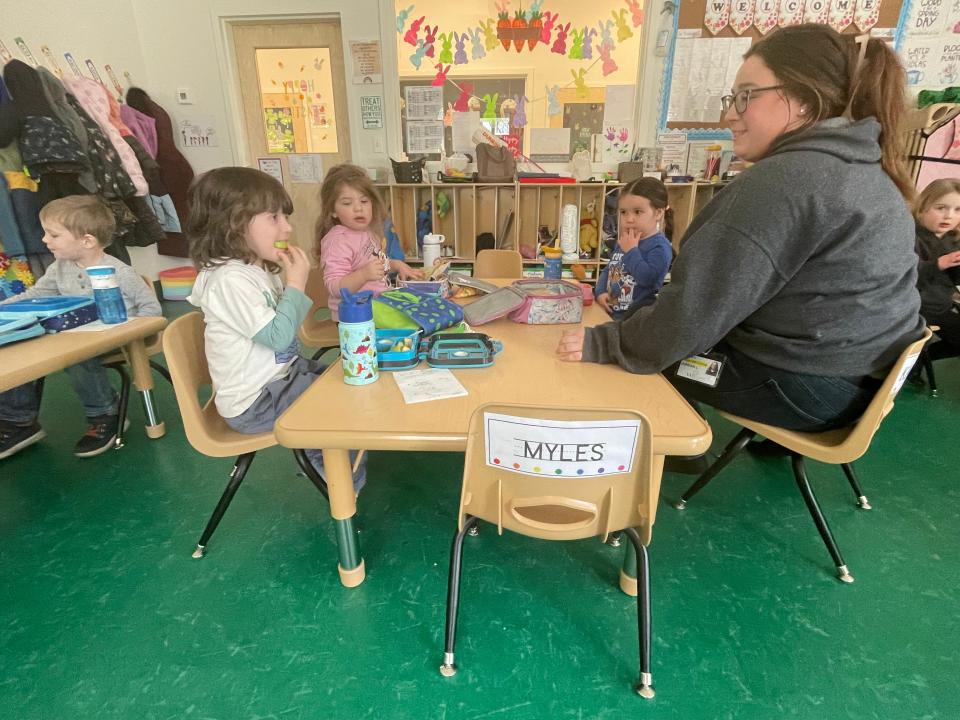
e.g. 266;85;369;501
376;181;724;275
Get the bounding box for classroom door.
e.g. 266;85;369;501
231;20;352;250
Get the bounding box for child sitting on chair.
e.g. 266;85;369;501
595;178;674;320
0;195;161;460
185;167;366;491
316;164;422;321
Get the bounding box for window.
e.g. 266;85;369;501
255;47;339;153
395;0;644;162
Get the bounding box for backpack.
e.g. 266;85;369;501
475;144;516;183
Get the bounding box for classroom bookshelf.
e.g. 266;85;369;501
376;180;728;278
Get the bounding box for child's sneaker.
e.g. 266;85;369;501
74;414;129;458
0;421;46;460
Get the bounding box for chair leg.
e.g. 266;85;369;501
104;363;130;450
791;454;854;584
675;428;755;510
918;350;938;396
149;360;172;384
292;449;329;500
193;452;257;559
840;463;871;510
439;515;480;678
622;528;654;699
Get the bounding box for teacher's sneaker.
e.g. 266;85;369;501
0;421;46;460
74;414;129;458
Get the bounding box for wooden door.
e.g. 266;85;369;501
231;20;351;252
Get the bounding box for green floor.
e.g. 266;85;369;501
2;308;957;719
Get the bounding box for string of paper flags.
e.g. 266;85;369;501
705;0;882;36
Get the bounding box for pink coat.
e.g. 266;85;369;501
320;224;388;321
63;77;148;196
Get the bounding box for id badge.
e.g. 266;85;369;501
676;352;725;387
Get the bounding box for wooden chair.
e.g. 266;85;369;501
473;249;523;279
162;312;329;558
439;403;659;698
674;328;933;583
298;267;340;359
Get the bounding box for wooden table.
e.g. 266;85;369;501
0;316;169;439
275;283;711;589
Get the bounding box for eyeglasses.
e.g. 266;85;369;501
720;85;785;115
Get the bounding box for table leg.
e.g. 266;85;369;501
124;338;165;439
324;448;365;587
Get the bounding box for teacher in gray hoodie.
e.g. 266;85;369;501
557;24;924;438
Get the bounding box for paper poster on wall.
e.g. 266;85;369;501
657;131;689;175
257;158;284;184
936;39;960;86
483;412;641;478
602;85;635;162
177;116;218;148
405;86;444;120
263;107;296;153
406;120;445;154
288;154;324;183
908;0;954;36
901;38;942;85
361;96;384;129
668;37;750;123
530;128;572;162
350;41;383;84
452;111;482;152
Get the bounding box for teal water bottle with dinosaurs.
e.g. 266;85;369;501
338;289;380;386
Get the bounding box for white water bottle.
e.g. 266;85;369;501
422;233;444;269
560;205;579;261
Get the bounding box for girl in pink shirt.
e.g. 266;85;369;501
316;165;422;320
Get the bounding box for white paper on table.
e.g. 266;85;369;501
62;319;132;332
452;111;482;153
530;128;571;155
393;368;468;404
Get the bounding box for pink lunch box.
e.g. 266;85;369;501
462;279;584;326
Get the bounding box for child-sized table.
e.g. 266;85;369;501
275;282;711;590
0;316;169;439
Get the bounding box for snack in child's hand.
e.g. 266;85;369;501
274;241;288;250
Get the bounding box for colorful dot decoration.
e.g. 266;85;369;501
489;460;630;477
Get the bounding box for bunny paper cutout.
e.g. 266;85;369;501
513;95;528;128
396;5;415;34
482;93;499;120
404;16;425;45
454;32;468;64
469;27;486;60
410;39;427;70
432;63;451;87
546;85;562;116
423;25;438;58
453;82;474;112
581;27;598;60
552;22;571;54
438;32;454;64
571;68;588;98
612;9;633;42
568;28;584;59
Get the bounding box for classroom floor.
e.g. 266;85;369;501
1;302;957;720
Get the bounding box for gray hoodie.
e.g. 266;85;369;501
583;118;925;377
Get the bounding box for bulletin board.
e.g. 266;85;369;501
658;0;909;137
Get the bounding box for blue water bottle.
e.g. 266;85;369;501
85;266;128;324
338;289;379;386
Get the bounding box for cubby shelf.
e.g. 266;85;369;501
376;180;727;279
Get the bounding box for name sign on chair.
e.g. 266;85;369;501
484;413;640;478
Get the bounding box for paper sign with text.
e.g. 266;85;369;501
484;413;640;478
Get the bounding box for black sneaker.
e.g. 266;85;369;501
0;421;46;460
74;415;129;458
